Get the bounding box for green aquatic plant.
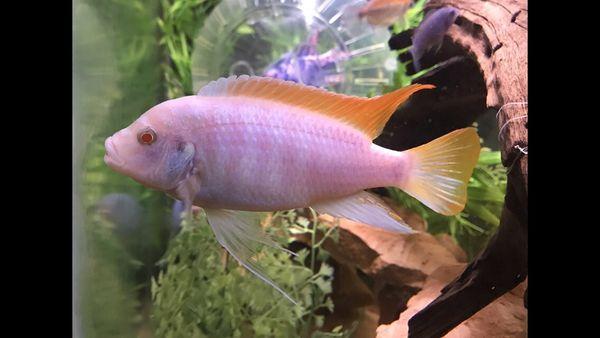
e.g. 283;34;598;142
151;210;354;337
271;209;353;337
158;0;221;98
392;0;428;35
387;148;507;259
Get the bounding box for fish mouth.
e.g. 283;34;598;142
104;136;125;169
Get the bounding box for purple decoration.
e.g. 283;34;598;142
263;32;349;88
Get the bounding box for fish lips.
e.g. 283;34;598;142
104;136;125;169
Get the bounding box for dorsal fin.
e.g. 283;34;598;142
197;75;434;139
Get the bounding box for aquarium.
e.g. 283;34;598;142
73;0;528;336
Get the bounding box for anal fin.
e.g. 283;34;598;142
204;208;297;304
312;191;414;233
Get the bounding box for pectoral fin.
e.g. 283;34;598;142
204;208;297;304
312;191;414;233
174;172;202;223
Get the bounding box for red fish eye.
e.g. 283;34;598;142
138;129;156;145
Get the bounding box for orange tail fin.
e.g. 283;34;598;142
401;128;481;215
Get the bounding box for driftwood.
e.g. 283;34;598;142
379;0;528;336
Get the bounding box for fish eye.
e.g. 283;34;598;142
137;128;157;145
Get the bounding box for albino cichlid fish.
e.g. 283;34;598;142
104;75;480;303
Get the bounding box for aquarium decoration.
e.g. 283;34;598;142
191;0;398;96
382;0;528;335
262;31;348;88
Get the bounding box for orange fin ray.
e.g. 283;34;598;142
401;128;481;216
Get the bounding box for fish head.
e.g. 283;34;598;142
104;99;196;192
442;7;460;26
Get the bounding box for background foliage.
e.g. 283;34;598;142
151;210;354;337
75;0;168;336
158;0;220;98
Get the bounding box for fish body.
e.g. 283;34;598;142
105;75;480;303
409;6;460;71
358;0;412;26
176;97;405;211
